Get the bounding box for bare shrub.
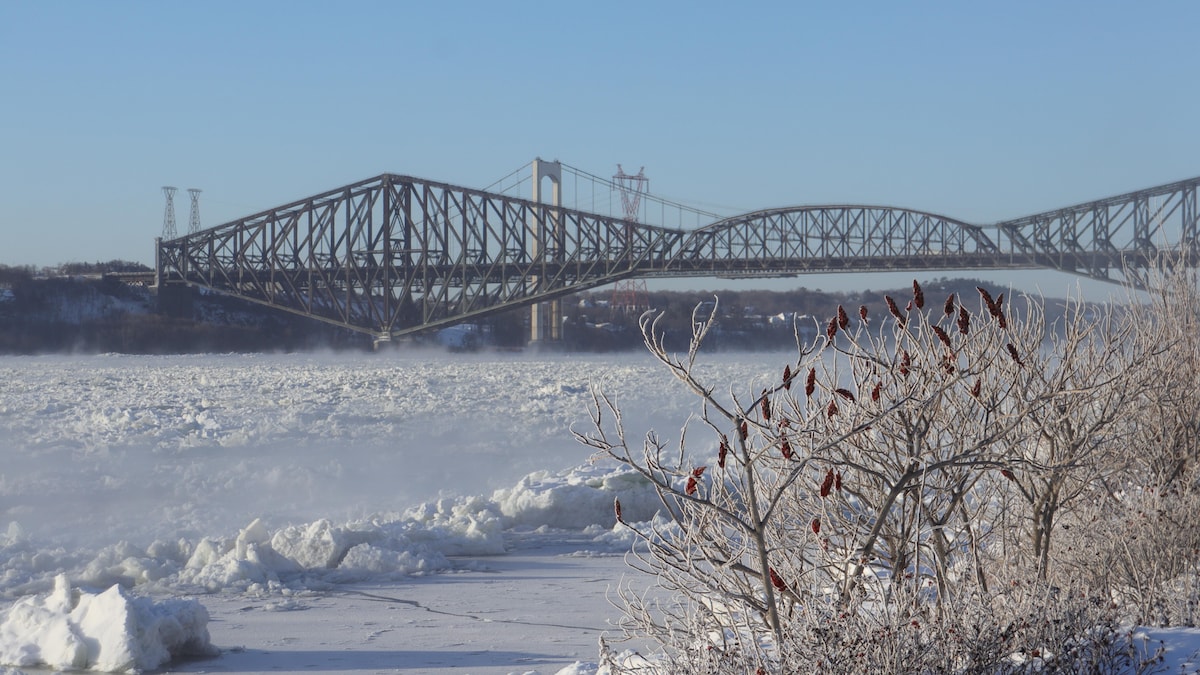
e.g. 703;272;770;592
576;281;1172;673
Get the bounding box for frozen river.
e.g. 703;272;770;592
0;349;786;593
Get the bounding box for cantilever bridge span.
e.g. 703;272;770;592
155;166;1200;341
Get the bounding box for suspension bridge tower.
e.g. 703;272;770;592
530;158;563;343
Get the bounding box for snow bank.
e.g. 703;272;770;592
493;461;661;530
1;460;667;599
0;574;215;672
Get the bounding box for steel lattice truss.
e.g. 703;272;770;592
156;174;683;337
666;207;1000;277
157;172;1200;339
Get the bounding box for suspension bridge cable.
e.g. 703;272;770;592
483;164;534;193
558;162;723;220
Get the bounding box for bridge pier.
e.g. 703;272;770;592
530;300;562;343
372;333;393;351
155;283;194;319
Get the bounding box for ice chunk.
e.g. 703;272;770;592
0;574;215;672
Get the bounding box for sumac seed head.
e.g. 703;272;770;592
837;304;849;329
769;568;787;592
782;364;792;390
944;293;955;316
932;324;952;348
912;280;925;308
805;368;816;397
977;286;996;309
1006;343;1024;366
820;468;835;497
885;295;906;326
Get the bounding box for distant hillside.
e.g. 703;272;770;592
0;262;1038;355
0;266;366;354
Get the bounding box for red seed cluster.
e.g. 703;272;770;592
1006;343;1024;366
931;324;952;349
769;567;788;592
978;286;1008;329
885;295;906;327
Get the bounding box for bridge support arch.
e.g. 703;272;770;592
530;158;563;343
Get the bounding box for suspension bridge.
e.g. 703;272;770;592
153;160;1200;343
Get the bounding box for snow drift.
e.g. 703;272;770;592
0;574;215;672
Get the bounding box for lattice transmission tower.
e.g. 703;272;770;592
610;277;649;318
610;165;650;317
188;188;202;234
161;186;178;239
613;165;648;221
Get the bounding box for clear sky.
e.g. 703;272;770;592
3;1;1198;297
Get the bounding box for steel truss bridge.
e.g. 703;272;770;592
155;162;1200;342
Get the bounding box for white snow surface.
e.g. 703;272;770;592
2;350;1199;674
0;350;775;673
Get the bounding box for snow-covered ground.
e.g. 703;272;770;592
3;349;1200;674
0;349;784;673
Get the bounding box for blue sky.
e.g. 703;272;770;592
3;1;1198;296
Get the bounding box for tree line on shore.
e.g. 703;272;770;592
0;261;1063;356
